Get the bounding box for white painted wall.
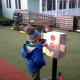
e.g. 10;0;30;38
2;0;28;19
2;0;14;19
21;0;27;10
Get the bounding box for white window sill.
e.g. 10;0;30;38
6;8;12;10
15;9;21;10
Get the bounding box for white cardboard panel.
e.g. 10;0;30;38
42;31;66;59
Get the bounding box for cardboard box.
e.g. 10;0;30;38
42;31;66;59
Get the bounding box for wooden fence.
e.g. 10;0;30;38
76;16;80;29
14;10;55;26
56;15;80;31
60;15;75;31
56;18;60;28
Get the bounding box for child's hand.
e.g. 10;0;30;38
43;43;47;47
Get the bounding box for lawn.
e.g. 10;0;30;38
0;16;12;21
0;24;80;80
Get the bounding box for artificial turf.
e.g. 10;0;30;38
0;25;80;80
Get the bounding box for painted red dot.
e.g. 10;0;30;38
51;35;55;41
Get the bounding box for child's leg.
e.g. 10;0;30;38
30;71;40;80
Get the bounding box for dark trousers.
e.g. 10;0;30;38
30;71;40;80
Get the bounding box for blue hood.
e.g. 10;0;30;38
21;41;43;58
21;44;32;58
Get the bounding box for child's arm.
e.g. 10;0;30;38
37;43;43;49
21;44;27;58
37;39;46;49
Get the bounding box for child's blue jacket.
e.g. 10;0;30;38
21;41;46;73
40;29;51;34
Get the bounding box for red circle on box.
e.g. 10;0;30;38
51;35;55;41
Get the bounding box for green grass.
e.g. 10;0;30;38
0;25;80;80
0;16;12;21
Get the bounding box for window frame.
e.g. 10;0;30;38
63;0;66;9
78;0;80;8
59;0;66;10
6;0;11;10
47;0;52;11
42;0;46;11
15;0;21;10
53;0;55;10
42;0;56;11
69;0;77;9
59;1;62;10
42;0;67;11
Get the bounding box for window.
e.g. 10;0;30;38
72;0;75;8
69;0;72;8
78;0;80;8
15;0;21;9
69;0;76;9
42;0;56;11
75;0;77;8
0;0;2;8
47;0;52;11
6;0;11;9
42;0;46;11
59;0;66;10
63;0;66;9
59;1;62;10
53;0;55;10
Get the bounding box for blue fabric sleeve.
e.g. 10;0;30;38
40;29;45;34
21;47;27;58
37;43;43;49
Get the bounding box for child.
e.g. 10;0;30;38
21;25;47;80
39;25;51;55
39;25;51;44
39;25;51;46
40;25;51;34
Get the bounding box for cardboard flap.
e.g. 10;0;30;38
60;44;66;53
